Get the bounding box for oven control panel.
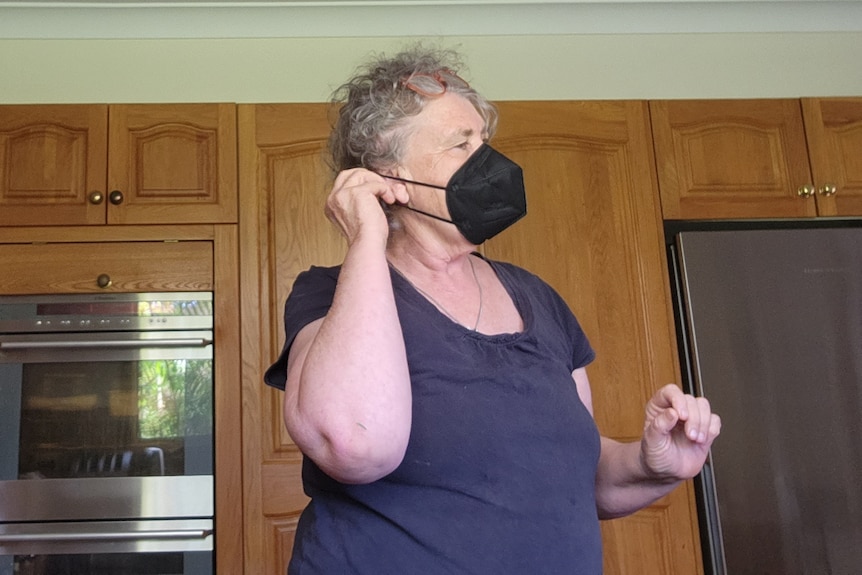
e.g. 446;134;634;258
0;292;213;333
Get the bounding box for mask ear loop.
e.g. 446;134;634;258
377;173;446;191
375;173;455;224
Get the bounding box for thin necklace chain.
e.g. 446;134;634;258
390;256;483;331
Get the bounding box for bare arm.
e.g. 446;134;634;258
573;368;721;519
282;169;413;484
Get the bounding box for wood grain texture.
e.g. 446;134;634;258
801;97;862;217
213;224;245;575
0;104;108;226
108;104;238;225
0;103;237;227
650;99;816;219
0;240;212;294
238;103;336;574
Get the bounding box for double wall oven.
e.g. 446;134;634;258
0;292;214;575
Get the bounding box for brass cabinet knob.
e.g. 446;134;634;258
797;184;816;198
96;274;112;289
818;183;838;197
88;191;104;205
109;190;125;205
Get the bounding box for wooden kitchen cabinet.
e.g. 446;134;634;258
239;102;703;574
0;240;213;294
650;98;862;219
801;98;862;216
489;100;703;575
238;103;337;575
0;104;237;226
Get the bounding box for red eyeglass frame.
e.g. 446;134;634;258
400;68;470;98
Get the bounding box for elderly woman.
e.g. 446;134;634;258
265;45;721;574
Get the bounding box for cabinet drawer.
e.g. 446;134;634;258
0;241;213;294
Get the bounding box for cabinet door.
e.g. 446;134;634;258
238;104;340;575
650;99;816;219
802;97;862;216
0;104;237;227
487;101;703;575
108;104;238;225
0;105;108;226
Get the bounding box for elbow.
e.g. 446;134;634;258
594;492;628;521
321;433;408;484
595;503;632;521
287;417;410;484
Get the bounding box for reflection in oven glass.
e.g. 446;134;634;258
19;359;212;480
11;551;202;575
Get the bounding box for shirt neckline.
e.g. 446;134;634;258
389;255;530;341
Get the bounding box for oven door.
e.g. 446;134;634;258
0;518;213;575
0;330;213;523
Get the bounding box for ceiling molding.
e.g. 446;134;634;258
1;0;861;39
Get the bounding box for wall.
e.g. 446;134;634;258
1;33;861;104
1;0;861;104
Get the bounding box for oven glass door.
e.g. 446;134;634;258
0;330;214;523
1;552;212;575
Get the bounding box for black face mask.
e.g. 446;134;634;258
381;144;527;245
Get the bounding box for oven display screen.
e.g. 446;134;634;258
35;299;212;318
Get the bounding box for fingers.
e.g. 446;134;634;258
384;178;410;206
326;168;408;242
641;385;722;481
332;168;408;207
644;404;680;444
651;384;719;445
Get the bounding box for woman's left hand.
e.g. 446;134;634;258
639;384;721;481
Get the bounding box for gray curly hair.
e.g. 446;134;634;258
327;44;498;174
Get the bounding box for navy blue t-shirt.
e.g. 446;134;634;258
265;258;603;575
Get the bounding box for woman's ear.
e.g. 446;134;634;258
380;165;401;178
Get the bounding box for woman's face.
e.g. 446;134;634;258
394;93;486;223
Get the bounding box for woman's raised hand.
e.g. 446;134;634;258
325;168;409;246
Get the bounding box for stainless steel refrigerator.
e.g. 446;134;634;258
668;222;862;575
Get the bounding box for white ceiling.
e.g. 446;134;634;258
1;0;861;39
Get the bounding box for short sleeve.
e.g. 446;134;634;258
263;265;341;390
487;259;595;372
564;305;595;371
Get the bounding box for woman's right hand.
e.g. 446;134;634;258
325;168;409;246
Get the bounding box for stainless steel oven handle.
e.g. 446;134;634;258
0;338;212;350
0;528;213;543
